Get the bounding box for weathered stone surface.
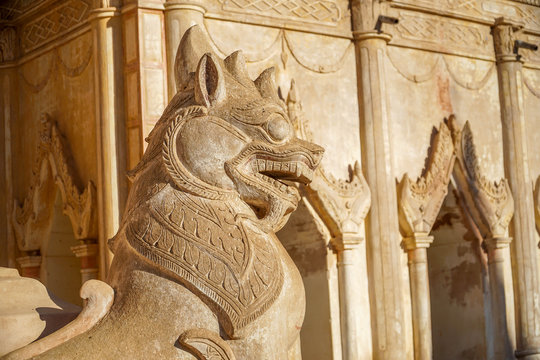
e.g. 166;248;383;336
0;267;80;357
11;25;323;359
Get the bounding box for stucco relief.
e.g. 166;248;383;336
449;116;514;240
397;122;455;238
20;0;92;53
18;31;93;93
11;113;97;252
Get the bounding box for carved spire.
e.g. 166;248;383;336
397;122;455;238
449;116;514;240
12;114;98;252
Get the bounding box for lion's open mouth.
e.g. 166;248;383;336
225;140;323;231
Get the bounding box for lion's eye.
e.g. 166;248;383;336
266;115;290;142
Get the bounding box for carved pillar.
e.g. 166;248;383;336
16;255;42;280
492;18;540;359
0;28;17;268
450;117;515;359
164;0;205;99
90;3;128;278
122;1;167;169
352;15;406;355
334;234;367;360
402;235;433;360
397;122;455;360
71;241;99;284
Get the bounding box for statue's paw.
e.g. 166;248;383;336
178;328;236;360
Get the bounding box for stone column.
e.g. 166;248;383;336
492;18;540;359
71;241;99;284
16;255;42;280
402;235;433;360
164;0;205;99
353;29;406;359
89;3;128;279
485;236;514;359
334;234;364;360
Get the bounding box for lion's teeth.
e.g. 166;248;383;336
290;162;296;173
258;159;266;172
296;165;302;178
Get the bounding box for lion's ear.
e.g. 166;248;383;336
195;53;226;108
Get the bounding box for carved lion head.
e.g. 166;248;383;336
135;26;323;233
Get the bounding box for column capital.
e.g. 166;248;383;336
16;255;42;269
16;255;42;280
491;17;523;63
71;243;99;258
484;236;512;250
402;233;434;251
332;233;363;251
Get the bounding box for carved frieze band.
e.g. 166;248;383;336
20;0;92;53
448;115;514;240
219;0;341;25
287;80;371;250
12;113;97;252
385;0;540;63
385;9;493;60
397;122;455;239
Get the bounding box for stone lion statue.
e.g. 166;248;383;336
4;26;323;360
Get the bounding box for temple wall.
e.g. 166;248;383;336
2;0;540;359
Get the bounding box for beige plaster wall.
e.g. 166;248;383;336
429;190;487;360
385;44;507;359
12;30;97;202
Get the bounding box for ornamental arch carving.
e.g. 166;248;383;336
11;113;98;254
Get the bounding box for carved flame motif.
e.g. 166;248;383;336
449;116;514;239
115;26;323;339
12;113;97;252
397;122;455;237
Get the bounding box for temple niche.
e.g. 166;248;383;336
1;0;540;359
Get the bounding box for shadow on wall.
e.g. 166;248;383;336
429;188;487;360
277;199;337;360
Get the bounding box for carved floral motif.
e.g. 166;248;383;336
12;113;97;252
449;116;514;239
397;122;455;237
